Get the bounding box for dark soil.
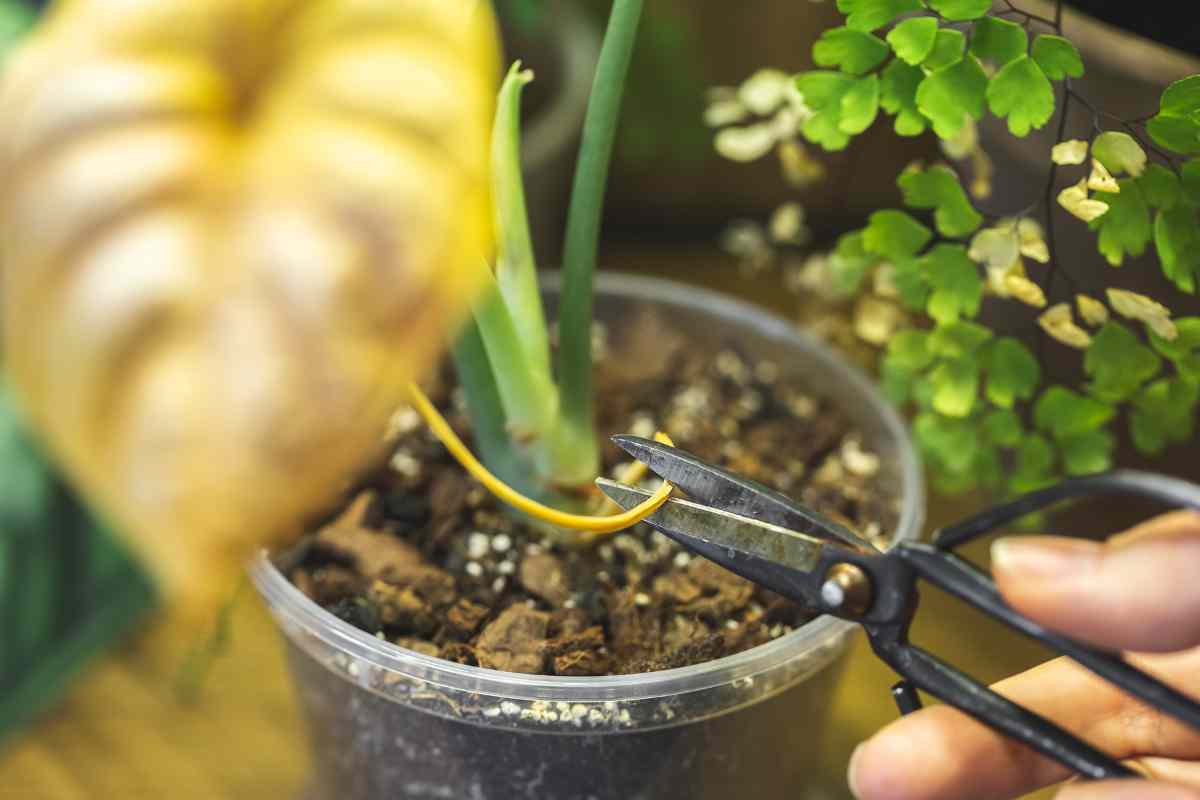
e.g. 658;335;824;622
283;316;893;676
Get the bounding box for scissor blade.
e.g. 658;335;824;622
596;478;827;608
611;435;878;552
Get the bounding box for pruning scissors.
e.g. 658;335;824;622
597;435;1200;782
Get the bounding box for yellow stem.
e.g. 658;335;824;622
407;383;672;534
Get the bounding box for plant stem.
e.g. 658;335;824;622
450;317;539;498
493;62;553;382
554;0;644;486
471;271;558;446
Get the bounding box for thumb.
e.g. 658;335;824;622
991;511;1200;653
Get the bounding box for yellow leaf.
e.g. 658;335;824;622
778;138;826;186
1050;139;1088;165
1058;177;1110;222
704;98;748;127
1075;294;1109;327
969;223;1020;271
1038;303;1092;349
739;68;792;115
1106;288;1177;340
1087;158;1120;193
1004;274;1047;308
1017;218;1049;263
0;0;499;614
715;123;777;162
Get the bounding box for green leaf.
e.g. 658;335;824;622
1182;160;1200;205
1149;317;1200;361
1147;76;1200;155
972;445;1004;492
1031;35;1084;80
880;60;928;136
840;74;881;134
1011;434;1056;494
912;374;937;409
881;359;915;405
1129;377;1199;454
1160;75;1200;115
929;319;992;358
922;243;983;323
829;231;877;293
1060;429;1115;475
1139;164;1181;210
986;338;1040;408
926;0;991;21
898;164;982;237
986;55;1055;137
0;1;33;61
1084;322;1162;402
982;408;1022;446
492;64;554;384
914;411;979;474
969;17;1027;68
886;329;935;370
795;71;858;150
916;55;988;139
887;17;938;65
892;255;932;310
1130;377;1199;455
813;27;891;75
922;28;966;71
930;358;979;417
1033;386;1115;440
836;0;923;31
1092;131;1147;177
1089;179;1151;266
862;209;933;260
1154;206;1200;294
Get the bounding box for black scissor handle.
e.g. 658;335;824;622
868;630;1135;780
933;469;1200;550
899;543;1200;732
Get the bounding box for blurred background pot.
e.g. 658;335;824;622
254;274;925;800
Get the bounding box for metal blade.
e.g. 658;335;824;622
611;435;877;552
596;478;828;608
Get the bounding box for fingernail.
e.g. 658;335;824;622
847;742;866;799
991;536;1098;579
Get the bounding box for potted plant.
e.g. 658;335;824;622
707;0;1200;505
0;0;919;795
250;3;923;799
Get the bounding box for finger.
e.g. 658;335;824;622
1055;780;1200;800
992;511;1200;652
848;650;1200;800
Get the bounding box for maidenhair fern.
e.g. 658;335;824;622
710;0;1200;496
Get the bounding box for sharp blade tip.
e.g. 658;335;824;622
611;433;661;462
594;477;640;509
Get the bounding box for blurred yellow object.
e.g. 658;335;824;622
0;0;499;615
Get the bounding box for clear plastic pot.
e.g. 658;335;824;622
252;273;925;800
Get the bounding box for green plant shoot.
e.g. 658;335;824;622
450;0;644;501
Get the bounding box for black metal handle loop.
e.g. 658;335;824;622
933;470;1200;551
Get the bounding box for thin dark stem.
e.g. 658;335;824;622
999;0;1059;29
1042;77;1076;298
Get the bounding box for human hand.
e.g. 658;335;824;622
849;510;1200;800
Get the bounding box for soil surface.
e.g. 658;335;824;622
283;315;894;676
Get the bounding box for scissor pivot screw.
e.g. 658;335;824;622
821;563;872;617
